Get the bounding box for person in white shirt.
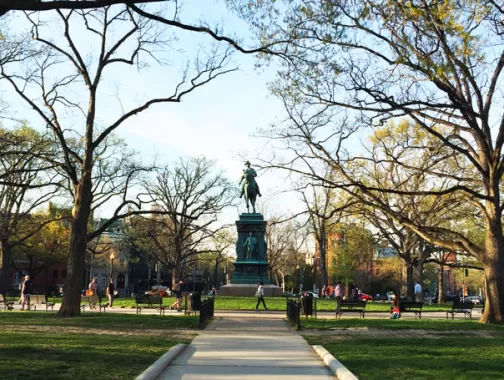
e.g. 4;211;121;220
255;281;268;311
414;281;422;302
335;281;343;311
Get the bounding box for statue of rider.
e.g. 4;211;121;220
239;160;262;198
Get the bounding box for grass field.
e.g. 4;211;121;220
0;311;199;329
304;335;504;380
0;312;195;380
301;318;504;331
10;294;458;311
105;296;454;312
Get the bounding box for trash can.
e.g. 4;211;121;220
190;293;202;313
301;295;313;317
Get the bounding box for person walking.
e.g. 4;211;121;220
414;281;423;302
335;281;343;311
88;278;97;296
20;275;31;311
255;281;268;311
106;277;115;307
171;280;184;311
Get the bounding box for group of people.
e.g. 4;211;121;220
87;277;115;307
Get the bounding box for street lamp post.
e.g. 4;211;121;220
297;265;304;293
110;253;115;278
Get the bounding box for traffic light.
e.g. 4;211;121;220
465;269;469;277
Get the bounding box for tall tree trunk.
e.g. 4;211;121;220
57;179;92;317
213;260;219;287
415;259;424;301
481;212;504;324
320;223;328;289
406;263;414;301
0;239;11;296
438;264;444;305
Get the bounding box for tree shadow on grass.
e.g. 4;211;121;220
0;331;179;380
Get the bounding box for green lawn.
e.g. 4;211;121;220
304;335;504;380
301;318;504;331
0;330;188;380
0;312;197;379
211;296;452;312
0;311;200;330
14;294;456;311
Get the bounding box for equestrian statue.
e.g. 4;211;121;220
239;160;262;213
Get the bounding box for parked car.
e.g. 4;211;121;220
282;291;297;297
302;291;319;298
465;296;484;304
431;294;461;303
145;286;171;297
359;293;373;301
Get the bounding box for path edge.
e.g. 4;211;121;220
312;345;359;380
135;343;187;380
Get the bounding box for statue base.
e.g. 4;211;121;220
219;284;283;297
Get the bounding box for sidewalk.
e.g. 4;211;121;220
156;315;334;380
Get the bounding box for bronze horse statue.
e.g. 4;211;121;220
240;170;259;213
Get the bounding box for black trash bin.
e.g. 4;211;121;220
301;295;313;317
190;293;202;313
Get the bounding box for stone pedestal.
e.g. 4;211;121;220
221;213;282;296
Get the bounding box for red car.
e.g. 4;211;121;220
359;293;373;301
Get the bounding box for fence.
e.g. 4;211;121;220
286;298;301;330
199;297;214;329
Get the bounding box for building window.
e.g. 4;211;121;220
53;269;58;279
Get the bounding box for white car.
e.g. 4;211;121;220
302;291;319;298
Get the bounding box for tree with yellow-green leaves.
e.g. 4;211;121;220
235;0;504;323
10;203;72;283
0;125;62;295
327;223;375;296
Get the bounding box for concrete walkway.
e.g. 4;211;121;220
156;315;334;380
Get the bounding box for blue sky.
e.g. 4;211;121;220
2;1;306;224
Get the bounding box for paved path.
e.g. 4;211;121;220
156;315;334;380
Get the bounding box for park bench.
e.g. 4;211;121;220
135;295;166;315
336;300;367;319
80;295;107;313
396;301;423;319
446;302;474;320
0;293;14;311
29;295;55;312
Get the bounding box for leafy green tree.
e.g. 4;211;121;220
0;7;238;316
0;125;61;294
328;223;374;295
236;0;504;323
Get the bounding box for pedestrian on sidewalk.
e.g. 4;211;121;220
335;281;343;311
20;275;31;311
106;277;115;307
255;281;268;311
415;281;423;302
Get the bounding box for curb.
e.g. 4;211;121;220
135;343;187;380
312;345;358;380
